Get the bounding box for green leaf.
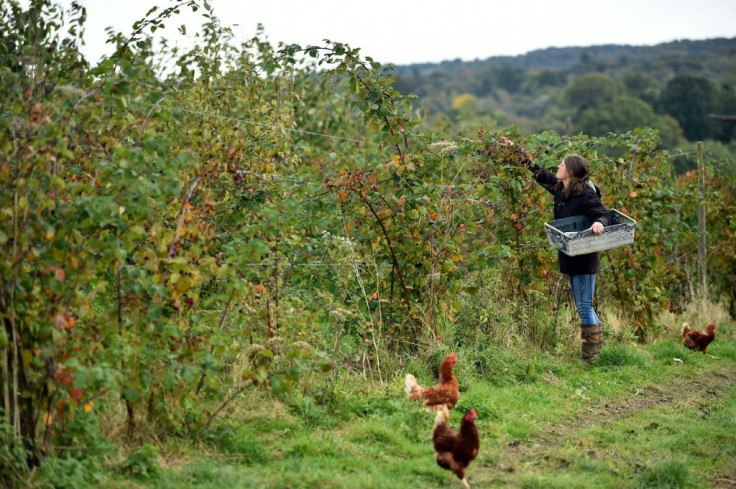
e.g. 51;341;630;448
270;375;287;394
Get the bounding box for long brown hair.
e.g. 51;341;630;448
559;154;591;200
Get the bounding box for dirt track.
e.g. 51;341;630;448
472;366;736;488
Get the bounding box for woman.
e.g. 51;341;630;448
503;139;611;361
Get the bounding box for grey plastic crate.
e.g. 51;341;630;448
544;209;637;256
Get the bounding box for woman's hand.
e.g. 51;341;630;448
499;137;514;147
591;222;604;235
499;137;532;166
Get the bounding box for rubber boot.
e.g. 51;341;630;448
581;324;603;362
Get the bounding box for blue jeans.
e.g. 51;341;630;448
569;274;600;325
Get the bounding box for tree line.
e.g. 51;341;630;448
392;38;736;161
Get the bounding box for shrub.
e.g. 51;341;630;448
35;457;106;489
0;423;28;489
119;444;162;481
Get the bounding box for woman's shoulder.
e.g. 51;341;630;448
568;185;602;209
581;183;601;199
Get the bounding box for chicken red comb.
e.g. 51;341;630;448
465;408;478;421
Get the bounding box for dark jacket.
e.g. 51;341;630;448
529;162;612;275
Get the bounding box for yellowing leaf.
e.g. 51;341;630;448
51;177;66;190
18;196;29;212
175;277;192;293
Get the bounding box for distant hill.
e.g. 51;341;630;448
392;37;736;98
389;37;736;147
394;37;736;79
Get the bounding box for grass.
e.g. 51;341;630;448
595;344;648;367
29;322;736;489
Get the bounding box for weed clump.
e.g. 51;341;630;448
595;344;647;367
119;443;162;481
635;459;694;488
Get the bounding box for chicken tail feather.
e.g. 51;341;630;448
433;406;449;428
405;374;422;400
681;322;691;337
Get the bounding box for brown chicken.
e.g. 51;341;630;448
433;407;479;489
405;352;459;411
682;322;717;357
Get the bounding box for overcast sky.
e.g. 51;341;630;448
75;0;736;66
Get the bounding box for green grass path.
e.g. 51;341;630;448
111;339;736;489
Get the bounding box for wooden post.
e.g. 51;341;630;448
696;141;707;302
